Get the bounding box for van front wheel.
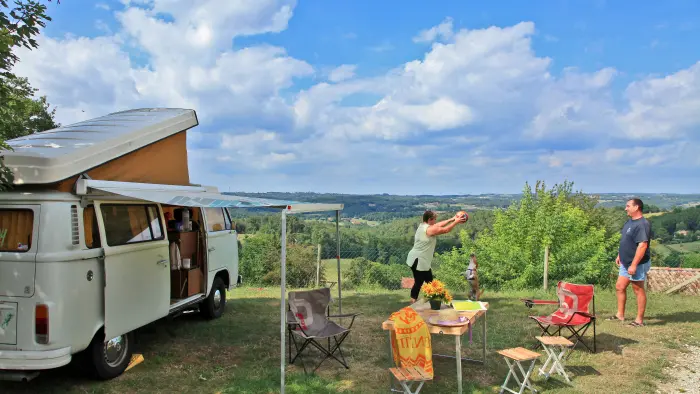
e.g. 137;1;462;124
201;276;226;319
87;330;134;380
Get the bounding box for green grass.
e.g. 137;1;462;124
2;287;699;393
665;240;700;254
322;258;353;283
654;240;700;257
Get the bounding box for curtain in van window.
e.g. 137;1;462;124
0;210;34;251
83;206;101;249
83;207;94;247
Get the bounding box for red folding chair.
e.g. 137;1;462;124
522;281;597;354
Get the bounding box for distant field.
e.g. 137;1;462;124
665;240;700;253
322;258;353;283
654;241;700;257
655;243;673;256
645;212;667;218
349;218;380;226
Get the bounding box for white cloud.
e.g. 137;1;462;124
328;64;356;83
14;0;311;126
296;22;552;141
413;17;454;43
9;4;700;193
618;61;700;139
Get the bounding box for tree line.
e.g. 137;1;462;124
234;180;646;291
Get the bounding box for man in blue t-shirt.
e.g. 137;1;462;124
607;198;651;327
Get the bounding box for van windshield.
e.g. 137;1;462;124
0;209;34;252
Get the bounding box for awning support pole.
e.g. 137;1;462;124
336;210;341;315
280;209;287;394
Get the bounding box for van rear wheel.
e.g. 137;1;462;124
86;330;134;380
201;276;226;319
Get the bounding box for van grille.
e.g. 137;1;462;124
71;205;79;245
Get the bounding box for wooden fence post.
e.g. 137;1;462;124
544;245;550;291
316;244;321;287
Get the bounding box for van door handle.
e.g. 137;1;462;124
208;247;216;252
157;259;167;266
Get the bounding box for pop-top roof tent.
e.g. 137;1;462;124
1;108;343;393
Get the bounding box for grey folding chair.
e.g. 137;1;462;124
286;287;361;373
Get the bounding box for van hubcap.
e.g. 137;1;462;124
214;289;222;309
104;335;128;367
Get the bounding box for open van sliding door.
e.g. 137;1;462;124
95;201;171;340
202;207;237;278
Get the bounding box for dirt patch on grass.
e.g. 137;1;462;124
656;345;700;394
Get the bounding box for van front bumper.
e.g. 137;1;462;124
0;346;72;370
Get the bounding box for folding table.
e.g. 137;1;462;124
381;302;488;394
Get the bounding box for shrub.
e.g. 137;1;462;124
682;253;700;269
365;263;406;290
239;233;279;285
263;244;321;288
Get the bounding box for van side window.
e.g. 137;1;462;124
204;207;231;232
101;204;164;246
83;205;102;249
0;209;34;252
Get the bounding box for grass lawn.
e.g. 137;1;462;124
665;240;700;253
322;258;353;282
2;287;699;393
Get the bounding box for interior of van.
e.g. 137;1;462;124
162;205;207;305
82;204;208;306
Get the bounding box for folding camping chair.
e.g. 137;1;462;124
524;281;596;355
286;287;361;374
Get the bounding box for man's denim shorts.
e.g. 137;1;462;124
619;260;651;281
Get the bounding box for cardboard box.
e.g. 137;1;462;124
176;232;197;261
170;267;203;298
187;268;202;296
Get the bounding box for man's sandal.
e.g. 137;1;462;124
605;315;625;322
629;321;645;327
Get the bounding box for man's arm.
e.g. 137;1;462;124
627;242;648;275
628;222;650;274
630;242;648;266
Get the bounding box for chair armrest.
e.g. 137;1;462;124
521;298;559;308
328;312;362;329
328;313;362;318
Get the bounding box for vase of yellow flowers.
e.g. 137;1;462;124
421;280;453;310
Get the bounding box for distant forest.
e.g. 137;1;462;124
226;191;698;221
227;184;700;290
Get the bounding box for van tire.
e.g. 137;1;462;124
86;330;134;380
201;276;226;319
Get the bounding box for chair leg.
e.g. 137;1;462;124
398;380;425;394
290;336;312;374
539;344;571;383
500;357;538;394
593;318;597;353
306;332;351;373
563;324;593;357
531;322;556;350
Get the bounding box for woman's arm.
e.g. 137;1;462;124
435;218;455;227
427;214;464;236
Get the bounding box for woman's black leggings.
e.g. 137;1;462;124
410;258;433;300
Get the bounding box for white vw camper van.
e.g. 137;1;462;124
0;109;245;381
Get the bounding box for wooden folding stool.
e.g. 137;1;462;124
497;347;541;394
536;336;573;383
389;366;432;394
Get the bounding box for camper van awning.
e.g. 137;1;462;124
76;179;343;214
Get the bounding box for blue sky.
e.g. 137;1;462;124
13;0;700;194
